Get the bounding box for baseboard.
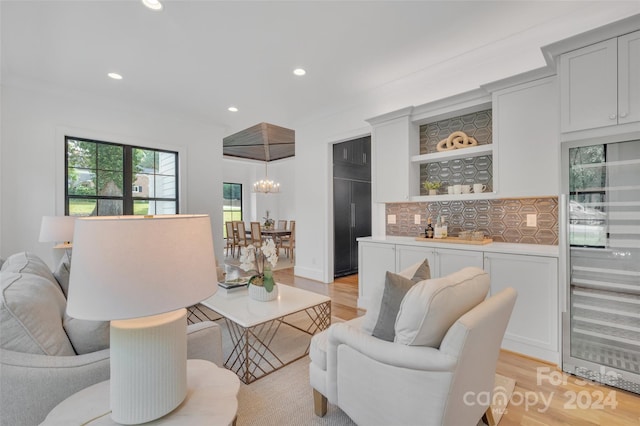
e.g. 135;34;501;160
293;265;324;282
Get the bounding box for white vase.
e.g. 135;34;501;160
248;283;278;302
429;189;437;196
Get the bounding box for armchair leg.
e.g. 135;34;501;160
313;389;327;417
484;406;497;426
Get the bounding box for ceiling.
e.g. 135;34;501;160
2;1;639;136
223;122;295;161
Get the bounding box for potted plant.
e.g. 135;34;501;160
423;180;441;195
239;239;279;301
263;210;275;230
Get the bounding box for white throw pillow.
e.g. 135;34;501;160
394;267;489;347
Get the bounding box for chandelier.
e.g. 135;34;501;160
253;163;280;194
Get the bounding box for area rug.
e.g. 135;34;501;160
208;313;516;425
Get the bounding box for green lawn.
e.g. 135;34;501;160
69;199;150;216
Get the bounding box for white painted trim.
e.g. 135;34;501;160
294;265;324;282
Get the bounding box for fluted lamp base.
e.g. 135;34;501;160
110;308;188;425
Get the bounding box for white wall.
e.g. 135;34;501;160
1;83;225;268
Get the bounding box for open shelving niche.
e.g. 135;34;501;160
408;93;496;202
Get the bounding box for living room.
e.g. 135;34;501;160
2;1;640;425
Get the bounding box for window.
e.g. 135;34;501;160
569;145;606;247
223;183;242;237
65;137;178;216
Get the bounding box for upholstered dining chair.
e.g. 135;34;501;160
280;220;295;258
235;221;249;257
224;221;236;257
277;220;287;230
250;222;263;248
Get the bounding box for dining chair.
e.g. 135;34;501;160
277;220;287;230
281;220;295;259
250;222;263;248
235;222;249;258
224;221;236;258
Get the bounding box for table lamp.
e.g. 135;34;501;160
39;215;75;249
66;214;217;424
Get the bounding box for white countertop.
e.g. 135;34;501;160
357;236;559;257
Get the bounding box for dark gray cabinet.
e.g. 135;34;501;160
333;137;371;277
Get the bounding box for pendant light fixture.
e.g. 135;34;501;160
253;162;280;194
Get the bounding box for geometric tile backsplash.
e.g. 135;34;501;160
420;156;493;195
420;109;492;154
419;109;493;195
385;197;558;245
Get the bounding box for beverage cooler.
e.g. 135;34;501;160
561;139;640;394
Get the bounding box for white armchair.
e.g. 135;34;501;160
309;266;517;426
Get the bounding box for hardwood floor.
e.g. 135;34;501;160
271;268;640;426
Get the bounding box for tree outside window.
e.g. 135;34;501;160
65;137;178;216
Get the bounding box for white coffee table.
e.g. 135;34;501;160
42;360;240;425
199;284;331;384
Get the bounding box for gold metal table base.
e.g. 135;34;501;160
188;300;331;384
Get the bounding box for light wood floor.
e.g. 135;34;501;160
271;268;640;426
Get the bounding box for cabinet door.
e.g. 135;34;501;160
493;77;558;197
371;114;417;202
560;38;618;132
618;30;640;125
395;245;436;276
484;252;559;363
358;243;396;310
334;179;353;276
434;248;483;278
351;181;372;272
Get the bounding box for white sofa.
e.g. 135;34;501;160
309;266;517;426
0;252;224;426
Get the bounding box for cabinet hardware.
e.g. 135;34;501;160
609;113;617;120
620;112;628;118
351;203;356;228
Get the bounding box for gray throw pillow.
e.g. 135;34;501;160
63;314;110;354
372;272;417;342
53;257;71;298
411;259;431;282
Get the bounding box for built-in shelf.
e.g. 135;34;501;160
410;192;497;202
411;144;493;164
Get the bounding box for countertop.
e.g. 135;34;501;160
357;236;559;257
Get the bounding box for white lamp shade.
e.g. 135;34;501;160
67;215;217;321
39;216;75;243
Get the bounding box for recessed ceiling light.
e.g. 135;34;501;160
293;68;306;76
142;0;163;11
228;106;238;112
108;72;123;80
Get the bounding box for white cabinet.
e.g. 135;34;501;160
433;248;483;277
358;242;396;310
358;239;560;363
484;252;559;363
367;108;419;203
396;244;482;278
396;244;435;273
493;77;559;197
560;30;640;133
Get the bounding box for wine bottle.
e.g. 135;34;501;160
425;217;434;238
441;216;448;238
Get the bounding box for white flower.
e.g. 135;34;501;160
261;239;279;268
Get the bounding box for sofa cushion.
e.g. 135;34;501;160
362;259;431;335
1;271;75;355
63;314;110;354
372;272;419;342
1;252;57;283
394;267;489;347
